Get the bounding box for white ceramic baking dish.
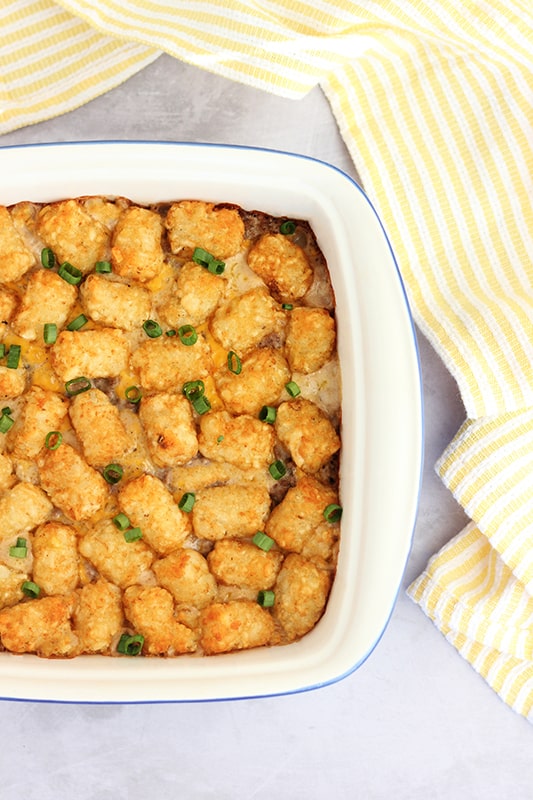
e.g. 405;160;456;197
0;141;422;703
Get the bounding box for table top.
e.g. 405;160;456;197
0;54;530;800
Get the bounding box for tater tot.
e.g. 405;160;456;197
118;474;191;555
0;564;28;609
247;233;313;303
38;443;109;521
0;594;77;656
78;520;154;589
80;274;152;331
8;386;69;460
11;270;78;341
32;522;79;595
214;347;290;416
131;336;212;392
138;392;198;467
0;365;26;397
0;288;18;325
199;600;276;655
273;553;332;641
285;307;336;374
50;328;130;382
265;476;339;561
153;549;217;609
111;206;165;283
198;411;275;470
159;261;226;328
275;399;340;473
0;206;35;283
73;579;123;653
166;201;245;260
208;540;282;590
192;484;271;541
69;388;134;467
210;287;285;355
123;585;198;655
0;482;52;543
171;460;266;494
0;454;15;491
36;199;109;274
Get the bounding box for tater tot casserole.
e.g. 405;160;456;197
0;195;342;659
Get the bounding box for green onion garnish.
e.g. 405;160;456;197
2;406;11;416
227;351;242;374
279;220;296;235
67;314;88;332
257;590;275;607
123;527;142;543
269;460;286;480
43;323;58;345
259;405;276;424
125;385;142;404
22;581;40;598
9;537;28;559
165;329;176;337
65;376;91;396
191;394;211;415
178;492;196;512
45;431;62;450
178;324;198;346
6;345;21;370
41;248;56;269
58;262;82;285
113;513;130;531
182;380;205;399
117;633;144;656
0;412;14;434
252;531;274;551
143;319;163;338
323;503;343;523
103;463;123;485
282;303;293;310
95;261;112;274
285;380;301;398
192;247;225;274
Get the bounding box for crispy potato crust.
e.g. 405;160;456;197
166;201;245;260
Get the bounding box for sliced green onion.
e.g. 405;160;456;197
259;405;276;424
22;580;40;598
58;262;82;285
0;413;14;434
252;531;274;552
2;406;11;416
45;430;62;450
125;385;142;404
227;351;242;374
257;590;275;607
65;376;91;396
285;380;301;398
143;319;163;338
43;323;58;345
6;345;21;370
178;324;198;346
279;220;296;235
182;380;205;399
191;394;211;415
95;261;112;274
124;527;142;543
40;247;56;269
117;633;144;656
103;463;123;485
282;303;293;310
323;503;343;523
113;512;130;531
269;460;286;480
165;329;176;337
67;314;88;332
9;537;28;559
192;247;225;274
178;492;195;512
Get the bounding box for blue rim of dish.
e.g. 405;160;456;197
0;140;424;705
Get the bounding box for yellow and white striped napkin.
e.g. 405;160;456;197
1;0;532;719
